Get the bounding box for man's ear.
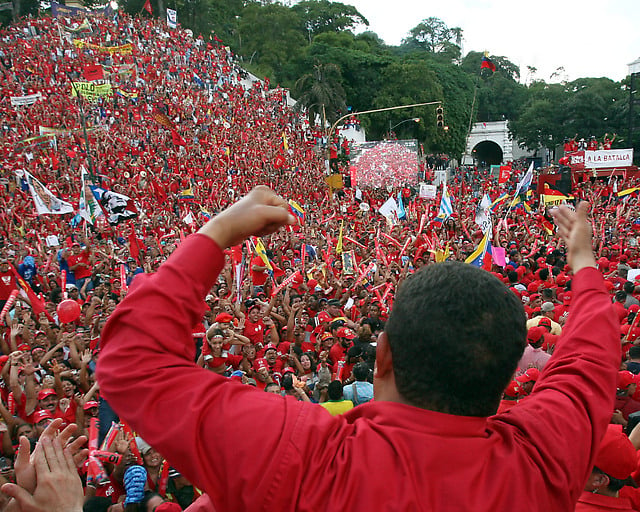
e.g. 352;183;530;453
374;331;393;379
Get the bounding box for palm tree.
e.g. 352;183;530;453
294;62;347;128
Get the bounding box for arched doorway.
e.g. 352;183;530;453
472;140;503;168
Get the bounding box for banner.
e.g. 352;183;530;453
79;167;103;225
72;39;133;55
51;1;88;16
71;82;113;101
18;170;74;216
419;183;436;199
569;149;634;170
89;185;137;225
166;8;177;29
10;93;42;107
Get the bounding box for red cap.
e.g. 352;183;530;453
629;304;640;314
336;327;356;340
618;371;636;390
320;332;334;342
317;311;332;323
527;326;546;343
33;410;54;423
215;313;233;323
37;389;57;401
503;380;519;398
594;424;637;479
17;343;31;352
263;343;278;353
516;367;540;384
563;292;573;305
307;279;318;289
154;504;182;512
538;317;552;328
253;358;268;371
83;400;99;410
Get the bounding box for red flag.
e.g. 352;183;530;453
10;267;45;316
128;228;142;262
171;129;187;147
83;64;104;82
498;165;511;184
273;154;286;169
143;0;153;14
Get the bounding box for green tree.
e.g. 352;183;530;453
236;2;306;79
294;62;347;127
400;17;462;58
291;0;368;41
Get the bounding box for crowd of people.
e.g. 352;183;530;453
0;7;639;512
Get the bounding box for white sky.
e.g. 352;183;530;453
342;0;640;83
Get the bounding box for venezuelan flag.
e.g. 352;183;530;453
253;237;273;272
288;200;305;222
465;231;493;270
490;193;509;212
179;188;195;202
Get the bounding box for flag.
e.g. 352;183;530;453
129;229;143;263
540;217;555;235
10;267;46;316
397;192;406;220
510;190;533;211
83;64;104;82
465;231;493;270
183;211;195;226
151;109;174;130
490;192;509;212
481;52;496;72
433;184;453;225
475;194;492;232
617;187;640;198
336;220;344;255
435;243;450;263
166;8;177;29
78;167;103;224
192;72;204;88
89;185;137;225
498;165;511;184
178;188;195;201
288;200;304;222
253;237;273;272
282;132;289;152
513;162;534;199
143;0;152;14
20;170;74;215
200;209;212;221
171;129;187;147
541;184;572;204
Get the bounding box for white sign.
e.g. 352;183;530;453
10;93;42;106
378;196;398;218
584;149;633;169
46;235;60;247
628;269;640;283
166;8;177;29
419;183;437;199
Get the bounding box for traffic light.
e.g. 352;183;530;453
436;106;444;128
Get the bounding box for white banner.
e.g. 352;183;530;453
18;170;74;215
419;183;436;200
166;8;177;29
584;149;633;169
378;196;398;218
10;93;42;107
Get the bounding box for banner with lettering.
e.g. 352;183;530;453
569;149;634;170
72;39;133;55
10;93;42;107
71;82;113;101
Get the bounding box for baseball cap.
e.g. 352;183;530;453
541;302;555;313
327;299;341;307
538;317;552;328
215;313;233;323
336;327;356;340
594;424;637;480
37;389;57;401
618;371;636;390
263;343;278;353
83;400;99;410
33;410;54;423
317;311;332;323
527;326;546;344
253;358;268;371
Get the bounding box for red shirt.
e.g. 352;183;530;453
98;236;619;512
0;270;16;301
68;250;92;279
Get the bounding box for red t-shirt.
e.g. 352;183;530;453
68;250;93;279
243;319;265;345
250;256;268;287
0;271;16;301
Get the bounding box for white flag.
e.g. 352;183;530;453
19;170;74;215
166;8;177;29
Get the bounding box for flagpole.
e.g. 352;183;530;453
65;72;96;180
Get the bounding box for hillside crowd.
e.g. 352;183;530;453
1;8;640;512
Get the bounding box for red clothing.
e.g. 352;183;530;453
98;235;619;511
0;270;16;300
575;491;635;511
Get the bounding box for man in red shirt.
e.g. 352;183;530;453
98;189;618;511
67;242;93;296
0;258;16;309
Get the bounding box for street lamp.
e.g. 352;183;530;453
389;117;420;136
